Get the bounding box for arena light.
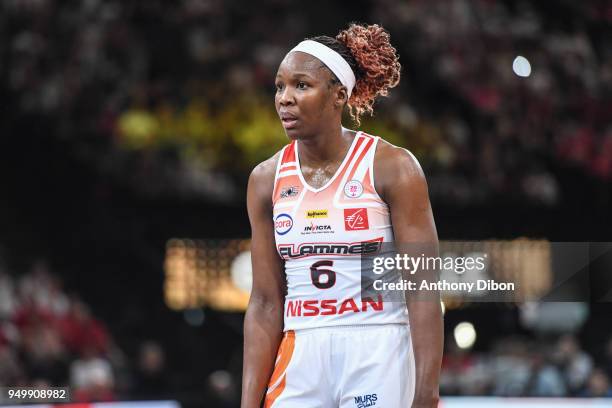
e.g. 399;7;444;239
512;55;531;77
454;321;476;349
231;250;253;293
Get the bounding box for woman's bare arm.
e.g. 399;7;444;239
241;156;286;408
375;142;444;408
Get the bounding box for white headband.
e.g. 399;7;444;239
288;40;356;98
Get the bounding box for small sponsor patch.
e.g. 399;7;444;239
301;222;334;235
275;213;293;235
344;208;369;231
306;209;328;218
354;393;377;407
344;180;364;198
280;186;300;198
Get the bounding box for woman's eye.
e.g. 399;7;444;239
297;82;307;89
275;83;283;91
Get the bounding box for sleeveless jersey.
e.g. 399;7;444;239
272;131;410;331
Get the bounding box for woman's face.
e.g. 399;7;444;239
274;51;345;140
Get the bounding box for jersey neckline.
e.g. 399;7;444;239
294;130;362;194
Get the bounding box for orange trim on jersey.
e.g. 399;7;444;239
282;141;296;164
265;375;286;408
334;135;366;181
264;331;295;407
272;145;288;203
278;165;297;173
268;331;295;385
273;141;300;202
346;136;374;182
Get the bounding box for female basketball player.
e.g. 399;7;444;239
242;23;443;407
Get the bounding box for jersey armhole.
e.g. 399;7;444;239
368;136;386;204
271;145;288;205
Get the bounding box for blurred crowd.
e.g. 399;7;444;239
372;0;612;205
3;0;611;205
0;259;170;402
442;334;612;398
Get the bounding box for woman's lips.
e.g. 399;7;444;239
281;118;299;129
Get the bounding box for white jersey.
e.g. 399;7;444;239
272;131;409;331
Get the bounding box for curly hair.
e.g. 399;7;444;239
308;23;401;126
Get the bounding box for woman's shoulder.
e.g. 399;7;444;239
248;142;294;204
374;137;424;177
372;137;426;198
250;150;282;188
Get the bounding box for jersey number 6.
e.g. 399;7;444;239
310;260;336;289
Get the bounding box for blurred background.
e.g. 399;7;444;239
1;0;611;407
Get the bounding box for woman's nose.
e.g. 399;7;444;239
278;87;295;106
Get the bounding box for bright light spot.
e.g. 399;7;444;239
231;251;252;293
513;55;531;77
209;370;233;391
441;301;446;315
454;321;476;349
184;308;205;326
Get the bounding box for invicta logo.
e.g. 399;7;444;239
303;224;332;232
306;209;328;218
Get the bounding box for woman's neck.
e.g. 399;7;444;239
297;126;355;166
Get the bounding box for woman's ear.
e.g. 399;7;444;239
335;86;348;109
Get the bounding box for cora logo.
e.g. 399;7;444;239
275;213;293;235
